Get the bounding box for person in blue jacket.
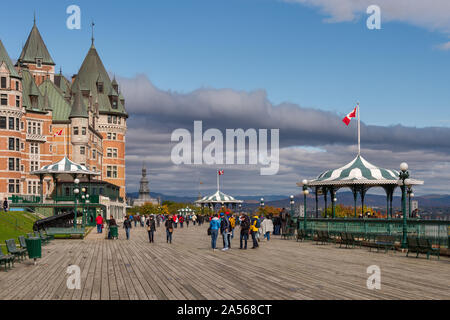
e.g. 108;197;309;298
209;213;221;251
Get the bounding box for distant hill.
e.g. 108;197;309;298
127;191;450;209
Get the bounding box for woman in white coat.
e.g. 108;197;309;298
260;215;274;241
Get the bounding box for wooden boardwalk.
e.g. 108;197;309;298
0;224;449;300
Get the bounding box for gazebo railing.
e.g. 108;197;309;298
9;195;41;204
297;218;450;248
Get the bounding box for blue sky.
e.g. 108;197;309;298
2;0;450;128
2;0;450;196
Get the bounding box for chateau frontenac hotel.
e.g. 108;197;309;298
0;20;127;218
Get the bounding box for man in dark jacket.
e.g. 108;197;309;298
146;215;156;243
219;213;230;251
123;216;132;240
239;214;250;249
165;216;174;244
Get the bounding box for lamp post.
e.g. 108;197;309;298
302;180;309;233
260;198;265;208
332;196;337;219
398;162;411;248
73;178;80;228
238;204;242;214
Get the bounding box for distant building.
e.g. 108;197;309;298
133;164;158;206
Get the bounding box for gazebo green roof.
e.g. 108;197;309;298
307;155;423;187
31;156;100;176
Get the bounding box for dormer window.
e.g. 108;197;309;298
112;97;118;109
0;77;6;89
36;59;42;68
97;82;103;93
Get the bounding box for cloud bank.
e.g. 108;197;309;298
119;74;450;197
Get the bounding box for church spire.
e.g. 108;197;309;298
91;21;95;48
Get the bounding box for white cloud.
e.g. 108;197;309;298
285;0;450;33
435;41;450;51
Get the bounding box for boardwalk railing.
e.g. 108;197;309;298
297;218;450;248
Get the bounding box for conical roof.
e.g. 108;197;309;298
195;190;243;204
0;39;20;78
19;22;55;65
73;44;127;116
32;156;99;175
69;84;89;119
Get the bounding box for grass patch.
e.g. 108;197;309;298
0;211;38;251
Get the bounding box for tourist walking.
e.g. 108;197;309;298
250;214;260;249
107;215;117;239
273;215;281;235
179;215;184;228
156;214;161;227
261;215;274;241
186;215;190;228
146;215;156;243
123;215;132;240
229;214;236;239
165;215;174;244
3;197;8;212
141;215;145;227
220;213;231;251
174;215;178;228
192;214;197;226
239;213;250;249
96;214;104;233
209;214;220;251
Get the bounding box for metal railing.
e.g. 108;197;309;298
9;195;41;204
297;218;450;248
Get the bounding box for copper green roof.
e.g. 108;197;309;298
19;23;55;65
0;39;20;78
21;69;46;112
73;44;127;117
39;79;72;121
54;72;71;94
69;85;89;119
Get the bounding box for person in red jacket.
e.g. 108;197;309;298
96;214;104;233
179;215;185;228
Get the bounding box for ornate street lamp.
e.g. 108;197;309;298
260;197;265;208
238;204;242;214
398;162;412;248
302;180;309;233
73;178;80;228
332;196;337;219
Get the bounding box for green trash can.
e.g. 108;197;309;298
25;237;42;265
109;226;118;240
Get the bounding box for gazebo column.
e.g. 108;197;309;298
39;174;44;204
330;188;336;219
390;189;394;218
360;188;367;216
323;187;328;218
352;187;358;218
315;187;319;218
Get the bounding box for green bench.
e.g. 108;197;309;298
314;230;330;245
407;237;440;260
45;227;86;239
296;229;307;242
5;239;27;261
0;248;15;271
281;227;295;240
369;235;396;253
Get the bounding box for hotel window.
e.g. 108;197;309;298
107;148;112;158
15;138;19;151
118;117;121;125
0;117;6;129
8;138;14;150
16;96;20;108
15;81;19;91
32;122;36;134
112;97;118;109
0;77;6;89
9;158;14;171
112;166;118;178
107;166;112;178
16;159;20;172
9;117;14;130
73;127;79;135
93;150;96;159
108;115;112;124
82;127;86;135
113;149;118;158
112;133;117;140
8;180;15;193
30;161;39;172
1;94;7;106
15;118;19;130
21;122;24;129
80;146;85;155
31;143;39;154
113;116;117;124
36;59;42;68
97;82;103;93
37;123;41;135
107;132;111;139
16;180;20;194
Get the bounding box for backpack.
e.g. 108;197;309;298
255;218;261;229
230;217;236;229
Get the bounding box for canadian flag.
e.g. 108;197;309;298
53;129;63;137
342;106;358;126
218;170;224;176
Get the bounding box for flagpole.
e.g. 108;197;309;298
357;102;360;156
217;170;220;191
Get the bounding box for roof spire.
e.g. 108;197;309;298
91;20;95;47
33;11;36;25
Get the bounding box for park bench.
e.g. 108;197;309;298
45;227;85;239
296;229;307;242
0;248;15;271
314;230;329;245
337;232;354;248
369;235;396;253
282;227;295;240
18;236;27;250
407;237;440;260
34;231;50;245
5;239;27;261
